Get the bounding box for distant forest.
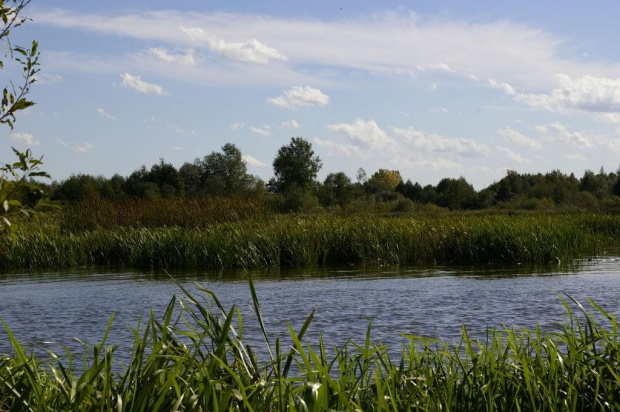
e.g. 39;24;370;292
45;138;620;213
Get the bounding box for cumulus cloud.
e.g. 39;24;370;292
392;127;489;157
535;122;593;148
314;137;362;157
250;125;271;136
327;118;394;149
242;154;268;167
230;122;245;130
96;107;116;121
120;73;166;95
280;119;300;129
268;86;330;109
147;47;196;66
181;26;287;64
498;126;542;150
10;132;39;146
323;118;488;164
488;79;516;95
76;142;94;153
495;146;530;163
517;75;620;114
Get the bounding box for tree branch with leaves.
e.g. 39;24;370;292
0;0;56;243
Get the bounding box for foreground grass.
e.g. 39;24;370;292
1;280;619;411
1;213;619;269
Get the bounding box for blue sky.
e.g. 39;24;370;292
4;1;620;188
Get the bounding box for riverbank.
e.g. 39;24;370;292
1;213;619;270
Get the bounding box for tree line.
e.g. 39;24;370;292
46;137;620;213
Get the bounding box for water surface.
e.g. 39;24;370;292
1;259;619;362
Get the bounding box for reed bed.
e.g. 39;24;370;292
58;197;273;233
1;213;619;270
1;280;619;411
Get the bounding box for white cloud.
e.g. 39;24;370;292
392;154;461;170
172;146;184;151
120;73;166;95
427;82;438;92
563;153;588;161
429;108;448;114
595;113;620;124
180;26;287;64
56;138;69;147
392;127;489;157
96;107;117;121
268;86;330;109
35;8;619;88
488;78;516;95
314;137;361;157
535;122;593;148
34;73;63;85
147;47;196;66
250;125;271;136
230;122;245;130
517;75;620;115
495;146;530;163
280;120;300;129
76;142;94;153
10;132;39;146
327;118;394;149
167;124;195;136
143;116;156;127
242;154;268;167
498;126;542;150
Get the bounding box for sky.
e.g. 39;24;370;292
4;0;620;189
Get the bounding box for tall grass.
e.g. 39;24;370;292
1;280;619;411
1;213;619;270
58;197;273;233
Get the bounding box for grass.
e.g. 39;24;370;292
1;213;619;270
1;279;619;411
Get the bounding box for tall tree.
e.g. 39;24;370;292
271;137;322;193
367;169;402;193
200;143;251;195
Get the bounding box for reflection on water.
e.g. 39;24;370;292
1;258;619;362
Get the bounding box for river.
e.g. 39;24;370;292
1;258;619;362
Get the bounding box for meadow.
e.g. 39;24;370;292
1;279;619;411
0;198;619;270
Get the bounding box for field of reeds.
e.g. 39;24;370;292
1;210;620;270
1;279;619;411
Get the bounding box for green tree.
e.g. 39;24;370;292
147;158;184;197
319;172;354;208
436;177;477;210
199;143;253;195
367;169;402;193
271;137;321;193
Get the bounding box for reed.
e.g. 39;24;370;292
1;213;619;270
58;197;274;233
0;281;619;411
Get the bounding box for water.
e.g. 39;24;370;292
1;258;620;362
